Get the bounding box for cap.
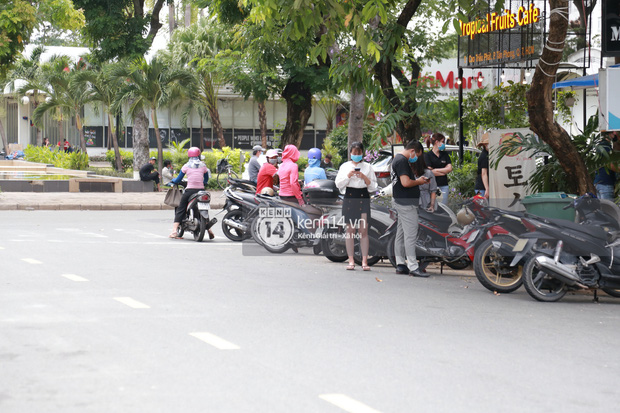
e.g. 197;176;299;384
252;145;265;152
150;156;157;160
265;149;278;158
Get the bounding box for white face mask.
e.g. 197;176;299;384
268;158;278;165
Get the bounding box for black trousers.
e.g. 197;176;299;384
174;188;201;223
142;172;160;184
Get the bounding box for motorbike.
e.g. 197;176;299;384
381;197;514;273
174;186;217;242
508;195;620;302
221;180;261;241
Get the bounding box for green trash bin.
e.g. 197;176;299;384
521;192;578;221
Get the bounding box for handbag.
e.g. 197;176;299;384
164;187;182;207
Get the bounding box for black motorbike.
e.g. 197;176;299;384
221;180;260;241
513;195;620;302
175;187;217;242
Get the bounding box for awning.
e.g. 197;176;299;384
552;64;620;90
552;74;598;90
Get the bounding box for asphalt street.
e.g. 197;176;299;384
1;210;619;413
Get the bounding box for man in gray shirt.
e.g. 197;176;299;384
248;145;264;183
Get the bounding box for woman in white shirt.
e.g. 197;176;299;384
335;142;378;271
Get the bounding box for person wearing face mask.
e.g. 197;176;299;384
424;132;452;204
335;142;378;271
304;148;327;184
278;145;304;205
391;140;429;277
256;149;280;195
412;148;437;212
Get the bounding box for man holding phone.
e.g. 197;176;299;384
391;140;428;277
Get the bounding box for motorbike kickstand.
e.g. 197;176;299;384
593;289;599;303
440;262;444;275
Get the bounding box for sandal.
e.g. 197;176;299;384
362;265;371;271
208;230;215;240
169;232;181;239
346;264;356;271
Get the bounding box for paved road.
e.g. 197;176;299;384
1;210;619;413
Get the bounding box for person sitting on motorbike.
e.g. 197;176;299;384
168;147;213;239
278;145;304;206
304;147;327;185
256;149;280;195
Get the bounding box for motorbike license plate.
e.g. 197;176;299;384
198;203;210;210
512;238;528;252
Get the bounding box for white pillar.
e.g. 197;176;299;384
17;98;30;148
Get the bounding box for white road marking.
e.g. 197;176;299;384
113;297;150;309
319;394;383;413
61;274;89;282
81;232;108;238
21;258;42;265
114;229;124;231
56;228;80;232
47;240;63;243
189;332;240;350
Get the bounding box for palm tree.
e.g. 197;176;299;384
112;57;193;172
23;56;90;152
73;65;124;171
163;18;230;149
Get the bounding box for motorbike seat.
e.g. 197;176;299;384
188;191;206;203
545;216;611;240
301;204;324;220
419;208;453;230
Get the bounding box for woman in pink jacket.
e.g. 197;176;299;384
278;145;304;205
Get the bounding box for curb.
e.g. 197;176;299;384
0;201;225;211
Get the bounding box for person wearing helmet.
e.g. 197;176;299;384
278;144;304;205
256;149;280;195
248;145;265;183
411;148;437;212
139;157;160;191
168;147;213;239
304;148;327;185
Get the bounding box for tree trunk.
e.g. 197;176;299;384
280;79;312;148
169;2;175;34
326;116;334;137
59;117;65;142
133;108;150;174
151;109;164;173
209;103;226;148
199;118;204;151
527;0;594;195
75;113;87;152
185;3;192;26
0;116;9;154
258;100;267;148
348;89;365;159
108;112;123;171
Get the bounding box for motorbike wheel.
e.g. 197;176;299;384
446;260;470;270
352;241;382;266
602;288;620;298
222;209;245;242
250;216;290;254
473;235;523;293
320;228;348;263
522;253;567;302
176;225;184;238
193;211;207;242
385;234;428;271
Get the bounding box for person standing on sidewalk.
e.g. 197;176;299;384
424;133;452;204
475;133;490;199
392;140;429;277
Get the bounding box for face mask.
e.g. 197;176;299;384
268;158;278;165
351;154;363;162
438;143;446;151
409;154;418;163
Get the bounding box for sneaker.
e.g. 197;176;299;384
395;265;408;274
409;269;430;278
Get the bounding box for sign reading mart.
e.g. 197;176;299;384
416;58;497;99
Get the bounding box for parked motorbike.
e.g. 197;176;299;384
221;181;260;241
174;187;217;242
508;195;620;302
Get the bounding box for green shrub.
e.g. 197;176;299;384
297;156;308;171
105;149;134;171
327;122;375;162
321;137;343;168
203;147;248;174
447;152;477;211
24;145;89;170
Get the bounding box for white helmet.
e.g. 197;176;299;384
456;206;475;226
260;187;275;196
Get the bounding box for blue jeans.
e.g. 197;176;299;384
438;185;449;204
595;183;615;200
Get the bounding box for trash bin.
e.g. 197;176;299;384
521;192;578;221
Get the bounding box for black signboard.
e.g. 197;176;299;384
83;126;103;147
148;128;172;148
191;128;212;149
126;127;133;148
603;0;620;56
300;130;316;150
458;0;545;68
233;129;280;149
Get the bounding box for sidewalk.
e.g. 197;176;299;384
0;190;226;211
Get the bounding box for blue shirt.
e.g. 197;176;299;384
304;165;326;184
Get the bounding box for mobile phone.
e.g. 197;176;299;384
354;167;361;171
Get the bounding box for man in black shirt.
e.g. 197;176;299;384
140;157;160;191
424;133;452;203
320;154;334;169
475;133;490;198
391;140;429;277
